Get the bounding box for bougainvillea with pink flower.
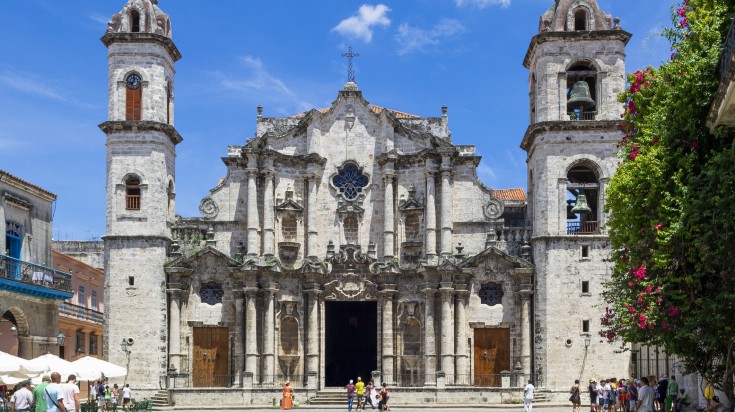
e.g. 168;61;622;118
603;0;735;401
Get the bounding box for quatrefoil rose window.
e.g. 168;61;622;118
332;163;369;200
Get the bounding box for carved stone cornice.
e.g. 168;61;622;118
523;29;632;69
101;32;182;62
99;121;183;145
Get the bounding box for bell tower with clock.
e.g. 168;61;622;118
99;0;182;396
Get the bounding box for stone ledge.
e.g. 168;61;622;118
99;121;183;145
523;30;632;68
521;120;619;151
101;32;182;62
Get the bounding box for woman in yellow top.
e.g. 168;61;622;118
281;380;294;410
704;381;714;409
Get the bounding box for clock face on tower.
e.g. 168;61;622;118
126;74;142;89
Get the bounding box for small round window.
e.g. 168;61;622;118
200;282;224;305
333;163;368;200
479;283;504;306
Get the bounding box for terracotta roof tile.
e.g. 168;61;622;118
494;188;526;202
0;169;57;199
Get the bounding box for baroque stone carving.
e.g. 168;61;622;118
483;198;504;220
199;197;219;218
479;282;504;306
323;272;377;301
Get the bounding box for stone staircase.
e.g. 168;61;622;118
307;388;350;406
150;390;173;412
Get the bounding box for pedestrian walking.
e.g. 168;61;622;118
363;380;375;410
43;372;67;412
378;384;390;411
589;380;598;412
121;385;131;412
32;376;51;412
570;379;582;412
635;377;655;412
61;375;80;412
10;380;32;412
355;377;365;410
346;379;356;412
667;376;679;412
524;379;535;412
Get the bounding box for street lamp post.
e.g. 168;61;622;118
121;338;133;386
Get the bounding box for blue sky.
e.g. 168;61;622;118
0;0;674;241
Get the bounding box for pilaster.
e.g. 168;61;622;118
439;282;455;384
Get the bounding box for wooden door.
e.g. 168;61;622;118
474;328;510;387
192;326;229;387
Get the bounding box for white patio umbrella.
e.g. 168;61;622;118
23;353;77;381
0;351;43;374
71;356;127;381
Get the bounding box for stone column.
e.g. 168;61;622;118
519;290;533;381
380;287;397;385
304;287;321;375
306;175;319;259
17;335;32;359
245;152;260;257
244;285;259;379
262;283;277;385
439;153;453;257
233;290;245;385
454;289;470;384
167;288;183;371
439;282;455;384
262;160;275;257
422;286;437;386
424;165;437;261
383;169;395;259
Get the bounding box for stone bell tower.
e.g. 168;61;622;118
100;0;181;396
522;0;631;389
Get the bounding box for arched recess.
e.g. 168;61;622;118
2;307;29;336
565;59;599;120
124;174;142;211
566;1;597;31
281;213;297;242
167;179;175;217
565;158;603;235
280;317;299;355
402;318;421;355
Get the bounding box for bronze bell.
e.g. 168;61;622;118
567;81;596;111
571;193;592;215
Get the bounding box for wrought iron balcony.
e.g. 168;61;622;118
0;254;73;298
568;111;597;121
567;221;600;235
59;302;103;324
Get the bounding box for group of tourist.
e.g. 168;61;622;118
571;375;694;412
89;380;132;411
280;376;390;411
1;372;132;412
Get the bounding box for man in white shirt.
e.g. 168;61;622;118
10;380;33;412
524;380;535;412
121;385;132;412
61;375;80;412
603;380;612;410
636;377;655;412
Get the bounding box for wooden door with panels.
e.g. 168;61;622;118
192;326;229;387
474;328;510;387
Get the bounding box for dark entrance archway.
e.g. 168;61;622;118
325;301;377;387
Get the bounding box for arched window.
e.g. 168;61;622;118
125;176;141;210
125;73;142;121
404;214;420;242
566;164;600;235
333;163;368;200
282;213;297;242
574;9;587;31
130;10;141;33
344;215;358;245
5;221;22;260
566;62;597;120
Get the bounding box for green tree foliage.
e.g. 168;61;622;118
602;0;735;400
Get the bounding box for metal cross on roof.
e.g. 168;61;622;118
341;46;359;83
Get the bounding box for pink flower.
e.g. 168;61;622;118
645;285;655;293
630;149;640;160
668;306;681;316
634;267;646;279
655;223;663;231
691;140;699;150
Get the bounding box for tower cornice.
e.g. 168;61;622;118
99;121;183;145
101;32;182;62
520;120;619;151
523;30;632;69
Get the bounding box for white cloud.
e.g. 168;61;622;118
455;0;511;9
0;70;96;108
476;161;498;183
395;18;465;55
214;56;315;114
333;4;391;43
88;13;109;25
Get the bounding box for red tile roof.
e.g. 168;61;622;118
0;169;57;199
494;188;526;202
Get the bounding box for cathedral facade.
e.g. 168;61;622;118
102;0;632;405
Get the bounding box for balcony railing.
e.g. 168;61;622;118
567;221;600;235
0;254;72;292
126;194;140;210
719;17;735;81
60;301;103;324
568;111;597;121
